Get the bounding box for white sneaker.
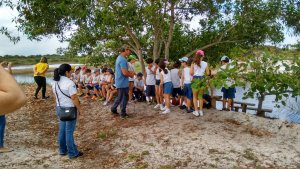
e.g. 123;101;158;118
162;109;171;114
103;101;108;106
160;106;166;111
154;104;160;109
199;110;204;116
193;111;200;117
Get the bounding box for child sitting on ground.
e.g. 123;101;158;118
103;70;117;106
91;69;101;101
71;66;81;89
77;66;86;96
134;72;146;102
83;69;93;98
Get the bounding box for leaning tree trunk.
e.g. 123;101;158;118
257;93;265;117
164;1;175;60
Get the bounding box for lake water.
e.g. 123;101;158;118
13;64;300;123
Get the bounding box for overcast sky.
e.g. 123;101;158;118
0;5;299;56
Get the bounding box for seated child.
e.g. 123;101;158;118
91;69;101;100
134;72;146;102
83;69;93;98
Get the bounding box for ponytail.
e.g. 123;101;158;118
53;68;60;81
158;60;168;74
53;64;72;81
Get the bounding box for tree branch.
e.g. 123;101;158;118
185;40;244;57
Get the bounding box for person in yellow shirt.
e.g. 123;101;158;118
33;57;49;99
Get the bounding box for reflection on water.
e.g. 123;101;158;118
14;73;300;123
14;74;53;84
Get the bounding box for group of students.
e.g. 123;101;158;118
70;49;235;117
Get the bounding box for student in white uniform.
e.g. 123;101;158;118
127;55;138;103
145;58;157;104
154;58;164;110
52;64;83;159
158;60;173;114
170;60;183;106
190;50;209;117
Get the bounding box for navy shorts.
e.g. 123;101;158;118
172;87;183;97
183;83;193;100
221;87;236;99
94;84;101;90
146;85;156;97
86;84;93;90
193;76;204;80
163;82;173;94
155;80;161;86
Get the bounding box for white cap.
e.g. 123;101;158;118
220;56;230;62
179;56;189;62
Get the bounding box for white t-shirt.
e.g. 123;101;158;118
80;74;85;82
71;73;80;84
52;76;77;107
161;69;172;83
220;64;234;87
128;62;135;81
155;67;161;80
92;74;100;84
146;66;156;85
85;75;93;84
170;68;181;88
193;61;208;76
134;79;144;88
183;67;192;84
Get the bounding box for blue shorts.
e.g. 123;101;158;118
94;84;101;90
183;83;193;100
155;80;161;86
221;87;236;99
146;85;156;97
172;87;183;97
163;82;173;94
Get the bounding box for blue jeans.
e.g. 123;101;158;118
0;115;5;147
111;87;129;116
56;107;79;158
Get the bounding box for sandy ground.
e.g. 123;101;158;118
0;84;300;169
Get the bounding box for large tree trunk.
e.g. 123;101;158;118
256;93;265;117
153;32;161;60
164;1;175;60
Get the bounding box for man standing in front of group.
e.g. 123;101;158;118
111;45;135;118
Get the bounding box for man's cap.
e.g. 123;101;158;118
220;55;230;62
179;56;189;62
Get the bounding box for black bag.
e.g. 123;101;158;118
55;83;77;121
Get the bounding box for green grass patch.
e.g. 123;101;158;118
98;129;117;140
243;148;257;161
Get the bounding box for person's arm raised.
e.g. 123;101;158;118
0;64;26;115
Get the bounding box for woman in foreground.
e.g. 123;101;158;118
52;64;83;159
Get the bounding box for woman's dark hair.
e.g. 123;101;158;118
187;58;193;66
102;67;108;73
146;58;154;64
158;60;168;74
173;60;181;69
85;69;91;73
53;64;72;81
